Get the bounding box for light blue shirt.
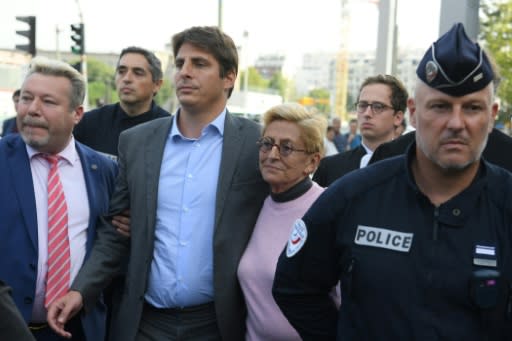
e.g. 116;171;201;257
145;110;225;308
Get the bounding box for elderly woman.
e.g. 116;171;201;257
237;103;338;340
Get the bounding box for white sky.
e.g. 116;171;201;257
1;0;441;64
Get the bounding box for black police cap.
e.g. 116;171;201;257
416;23;494;97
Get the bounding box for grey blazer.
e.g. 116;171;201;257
72;113;268;341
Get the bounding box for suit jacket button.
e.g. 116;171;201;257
29;263;36;270
24;297;33;304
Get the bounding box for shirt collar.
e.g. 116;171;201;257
361;142;372;154
26;136;79;166
170;108;226;140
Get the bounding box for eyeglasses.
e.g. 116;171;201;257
355;101;395;115
257;137;309;157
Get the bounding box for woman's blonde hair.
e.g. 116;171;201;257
262;103;327;155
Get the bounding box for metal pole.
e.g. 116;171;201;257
375;0;398;74
55;25;61;60
439;0;480;39
218;0;223;29
243;31;249;92
74;0;88;110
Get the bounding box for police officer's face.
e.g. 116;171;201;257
409;81;498;171
259;120;320;194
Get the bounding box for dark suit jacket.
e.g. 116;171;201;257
72;113;269;341
0;281;35;341
313;145;367;187
0;134;118;341
369;129;512;172
1;117;17;137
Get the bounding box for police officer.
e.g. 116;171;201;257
273;23;512;340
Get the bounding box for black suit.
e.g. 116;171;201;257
313;146;367;187
1;117;17;137
369;129;512;172
0;281;34;341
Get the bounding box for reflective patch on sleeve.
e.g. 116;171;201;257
286;219;308;258
354;225;413;252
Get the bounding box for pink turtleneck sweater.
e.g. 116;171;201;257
238;182;335;340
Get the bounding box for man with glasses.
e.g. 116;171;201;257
273;23;512;340
313;74;407;187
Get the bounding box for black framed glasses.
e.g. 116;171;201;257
257;137;308;157
355;101;394;115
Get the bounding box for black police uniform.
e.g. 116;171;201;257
74;101;170;158
273;145;512;340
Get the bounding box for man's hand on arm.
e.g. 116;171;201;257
112;209;131;237
47;290;84;339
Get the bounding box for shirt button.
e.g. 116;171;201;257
183;206;189;212
452;208;461;216
187;174;193;179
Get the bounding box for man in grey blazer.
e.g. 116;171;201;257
0;281;35;341
48;26;268;340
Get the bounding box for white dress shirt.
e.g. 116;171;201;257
27;137;89;322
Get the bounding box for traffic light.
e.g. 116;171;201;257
15;16;36;56
70;23;85;55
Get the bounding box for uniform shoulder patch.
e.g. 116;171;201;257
286;219;308;258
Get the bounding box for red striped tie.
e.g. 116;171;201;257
43;155;71;308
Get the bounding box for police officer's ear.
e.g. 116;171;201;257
489;102;499;133
407;97;417;129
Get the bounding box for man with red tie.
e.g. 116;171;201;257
0;57;118;341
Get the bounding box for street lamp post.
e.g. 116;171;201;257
218;0;223;29
74;0;89;109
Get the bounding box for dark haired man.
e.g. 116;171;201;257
49;26;267;341
74;46;170;160
313;74;407;186
273;23;512;340
1;89;21;137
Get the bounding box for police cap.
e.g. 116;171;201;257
416;23;494;97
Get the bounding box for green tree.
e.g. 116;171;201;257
72;57;117;107
268;71;289;99
480;0;512;124
346;92;357;114
87;58;115;83
308;88;331;114
239;67;268;91
154;79;173;109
